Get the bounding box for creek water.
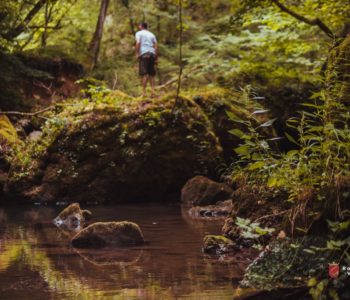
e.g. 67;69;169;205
0;204;255;300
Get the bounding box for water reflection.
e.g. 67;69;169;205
0;204;254;299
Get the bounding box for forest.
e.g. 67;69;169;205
0;0;350;299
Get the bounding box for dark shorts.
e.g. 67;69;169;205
139;52;156;76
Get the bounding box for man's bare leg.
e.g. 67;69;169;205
142;75;148;97
150;76;155;97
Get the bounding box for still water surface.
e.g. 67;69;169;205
0;204;254;300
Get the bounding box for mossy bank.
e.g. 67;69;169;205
5;88;251;204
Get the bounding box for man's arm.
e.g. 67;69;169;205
135;33;140;58
135;41;140;58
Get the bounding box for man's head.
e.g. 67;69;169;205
139;22;148;30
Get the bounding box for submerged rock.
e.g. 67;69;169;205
53;203;92;232
71;221;145;248
202;234;238;254
188;200;232;218
181;176;233;206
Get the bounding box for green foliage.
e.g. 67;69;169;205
235;216;275;241
2;0;345;96
230;74;350;300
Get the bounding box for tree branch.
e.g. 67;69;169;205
0;106;55;117
271;0;336;39
4;0;48;40
172;0;184;113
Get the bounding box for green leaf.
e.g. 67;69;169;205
248;161;265;170
285;132;299;145
234;145;250;156
307;277;318;287
303;248;316;254
226;111;244;123
258;118;277;128
267;177;278;187
229;128;245;138
252;109;270;115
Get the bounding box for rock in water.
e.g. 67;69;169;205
202;234;237;254
188;200;232;218
71;221;145;248
53;203;92;232
181;176;233;206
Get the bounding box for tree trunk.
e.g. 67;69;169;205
41;1;50;48
87;0;110;70
121;0;136;35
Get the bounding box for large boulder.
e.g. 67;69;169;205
6;91;245;204
71;221;145;248
181;176;233;206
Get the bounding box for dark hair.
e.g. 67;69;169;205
139;22;148;29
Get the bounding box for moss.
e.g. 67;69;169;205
0;115;19;146
6;87;261;204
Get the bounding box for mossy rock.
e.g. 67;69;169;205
7;92;228;203
181;175;233;206
53;203;92;232
71;221;144;248
202;234;237;254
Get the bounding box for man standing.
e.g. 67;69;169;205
135;22;158;98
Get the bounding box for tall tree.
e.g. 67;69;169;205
88;0;110;70
172;0;183;112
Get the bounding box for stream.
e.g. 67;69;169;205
0;203;255;300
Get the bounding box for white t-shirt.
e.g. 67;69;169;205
135;30;157;56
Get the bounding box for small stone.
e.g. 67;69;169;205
277;230;286;240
